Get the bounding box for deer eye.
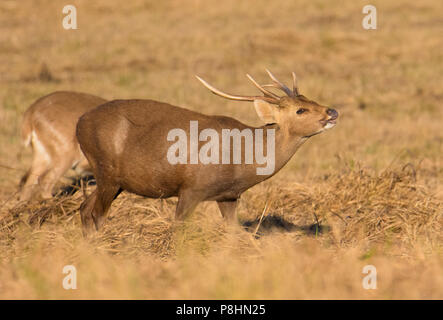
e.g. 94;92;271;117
296;108;307;115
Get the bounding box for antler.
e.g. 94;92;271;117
263;69;295;97
195;75;280;104
196;69;299;104
245;74;281;100
292;72;299;96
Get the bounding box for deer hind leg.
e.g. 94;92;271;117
18;169;30;192
175;190;202;221
38;157;74;199
79;182;121;237
19;134;51;201
91;183;122;232
73;157;91;175
217;199;239;225
80;188;98;237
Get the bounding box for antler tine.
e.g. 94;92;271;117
246;74;281;100
265;69;294;97
195;75;279;104
292;72;299;96
261;83;296;95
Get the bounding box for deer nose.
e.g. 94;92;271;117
327;108;338;120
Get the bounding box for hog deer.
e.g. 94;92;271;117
19;91;107;201
76;70;338;236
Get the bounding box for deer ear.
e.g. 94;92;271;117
254;99;278;124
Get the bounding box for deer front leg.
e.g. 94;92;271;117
217;199;239;225
175;191;202;221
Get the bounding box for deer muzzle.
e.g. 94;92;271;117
322;108;338;129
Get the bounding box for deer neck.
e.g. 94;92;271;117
272;124;308;173
246;124;308;185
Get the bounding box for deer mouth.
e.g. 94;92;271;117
322;118;337;129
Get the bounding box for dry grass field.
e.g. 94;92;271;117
0;0;442;299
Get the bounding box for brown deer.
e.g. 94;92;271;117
19;91;107;201
76;70;338;236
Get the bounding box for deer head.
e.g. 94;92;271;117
196;69;338;139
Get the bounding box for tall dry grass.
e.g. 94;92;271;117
0;163;441;299
0;0;442;299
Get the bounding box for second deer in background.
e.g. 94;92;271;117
19;91;107;201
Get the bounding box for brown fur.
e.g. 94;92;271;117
76;75;338;236
19;91;107;201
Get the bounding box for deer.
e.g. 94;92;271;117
76;70;338;236
19;91;107;201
